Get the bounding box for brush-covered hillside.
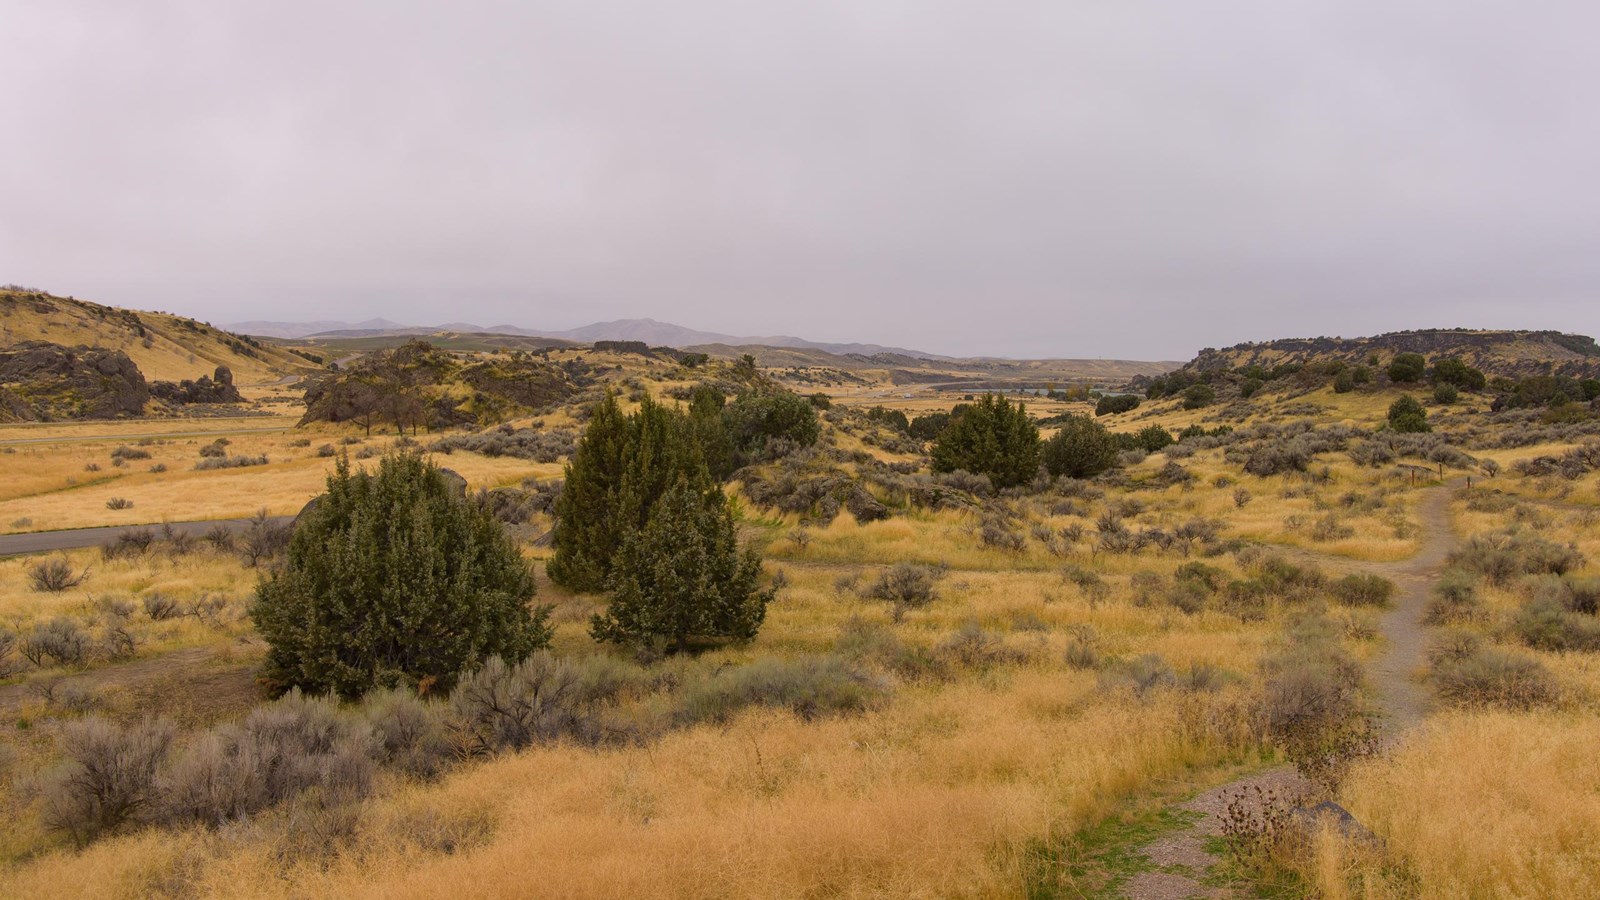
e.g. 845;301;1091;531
1075;329;1600;460
0;288;323;385
1185;329;1600;381
298;338;721;431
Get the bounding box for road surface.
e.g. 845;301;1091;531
0;516;295;557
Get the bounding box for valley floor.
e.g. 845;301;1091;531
1;386;1599;899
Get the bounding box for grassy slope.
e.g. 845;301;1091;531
0;291;319;387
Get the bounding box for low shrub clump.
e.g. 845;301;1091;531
1258;611;1373;790
1331;573;1396;608
1099;654;1177;697
863;563;943;620
447;654;610;755
27;557;89;593
41;719;175;846
1514;595;1600;652
431;425;578;462
1449;530;1584;585
1433;646;1559;709
194;454;269;471
1425;569;1481;625
157;692;375;828
675;655;886;725
21;618;92;667
935;623;1029;670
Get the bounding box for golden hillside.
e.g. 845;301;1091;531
0;289;322;387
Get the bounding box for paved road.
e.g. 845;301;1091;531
0;516;295;557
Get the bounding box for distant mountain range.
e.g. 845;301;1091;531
229;317;948;359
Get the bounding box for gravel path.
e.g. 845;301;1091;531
1117;480;1461;899
1363;482;1456;731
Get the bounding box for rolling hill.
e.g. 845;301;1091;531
2;289;323;385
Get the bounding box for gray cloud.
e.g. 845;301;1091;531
3;1;1598;359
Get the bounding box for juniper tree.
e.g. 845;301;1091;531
617;393;713;538
1181;384;1216;409
548;393;713;592
1041;414;1119;478
1095;394;1140;416
252;452;549;698
592;476;768;652
908;411;952;440
930;393;1040;489
546;391;630;591
722;388;821;459
688;386;738;481
1387;394;1431;433
1135;424;1174;452
1432;357;1486;390
1388;353;1427;384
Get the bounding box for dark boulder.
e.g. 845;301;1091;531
0;341;148;420
1291;801;1381;847
151;365;244;405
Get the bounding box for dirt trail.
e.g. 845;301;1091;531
1116;481;1461;899
1362;482;1458;731
0;645;264;728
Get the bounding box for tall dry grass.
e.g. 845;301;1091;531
2;679;1258;899
1315;711;1600;899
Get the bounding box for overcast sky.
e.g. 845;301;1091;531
3;2;1598;359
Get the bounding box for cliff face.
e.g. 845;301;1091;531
0;341;150;420
1184;330;1600;380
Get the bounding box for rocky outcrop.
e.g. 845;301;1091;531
150;365;244;404
458;358;579;411
0;341;149;420
300;340;581;431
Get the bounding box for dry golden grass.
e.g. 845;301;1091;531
0;547;257;669
1281;474;1600;899
4;359;1600;897
1126;452;1425;562
0;422;1289;896
2;678;1257;899
0;429;557;532
0;415;303;443
1328;711;1600;899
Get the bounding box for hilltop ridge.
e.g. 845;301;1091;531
1181;328;1600;380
